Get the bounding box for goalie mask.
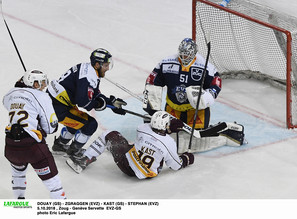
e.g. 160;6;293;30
23;69;48;88
150;111;170;134
178;38;198;66
90;48;114;70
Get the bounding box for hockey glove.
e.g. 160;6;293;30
169;118;184;133
108;95;127;115
186;86;215;110
94;96;107;111
179;152;194;168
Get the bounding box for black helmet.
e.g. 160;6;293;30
90;48;113;67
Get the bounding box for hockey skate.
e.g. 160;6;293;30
66;155;97;174
52;136;70;155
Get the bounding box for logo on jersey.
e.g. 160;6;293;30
146;72;157;84
88;87;94;100
50;113;58;128
191;68;205;81
162;64;180;74
35;166;51;176
172;84;187;103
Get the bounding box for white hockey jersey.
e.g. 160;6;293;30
126;123;183;179
3;87;58;142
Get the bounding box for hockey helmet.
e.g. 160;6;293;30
90;48;113;69
150;111;170;133
178;38;198;66
23;69;48;87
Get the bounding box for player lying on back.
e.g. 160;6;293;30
66;111;194;175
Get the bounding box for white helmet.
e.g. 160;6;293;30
178;38;198;66
150;111;170;132
23;69;48;87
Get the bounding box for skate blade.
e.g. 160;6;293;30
52;151;67;156
66;158;83;174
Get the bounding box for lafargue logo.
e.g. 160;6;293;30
3;201;32;208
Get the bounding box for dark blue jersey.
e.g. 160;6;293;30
146;54;221;111
49;62;105;111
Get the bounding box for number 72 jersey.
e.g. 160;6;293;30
3;87;58;142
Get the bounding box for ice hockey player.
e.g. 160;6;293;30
3;69;66;199
47;48;127;161
142;38;246;153
66;111;195;175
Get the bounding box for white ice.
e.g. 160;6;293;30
0;0;297;218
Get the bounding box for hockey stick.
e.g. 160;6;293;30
103;79;224;139
104;77;143;102
0;0;26;71
188;40;211;150
106;105;201;138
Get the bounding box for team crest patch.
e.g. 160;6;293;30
191;68;204;81
173;84;187;103
35;167;51;175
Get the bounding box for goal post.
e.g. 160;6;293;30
192;0;297;129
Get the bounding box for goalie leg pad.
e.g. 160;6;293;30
218;122;245;146
172;132;227;154
143;84;162;112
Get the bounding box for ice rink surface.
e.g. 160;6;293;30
0;0;297;218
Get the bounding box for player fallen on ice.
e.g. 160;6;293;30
47;48;127;162
142;38;246;153
66;111;195;175
3;70;66;199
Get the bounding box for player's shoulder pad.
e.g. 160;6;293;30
194;54;217;76
161;54;179;64
78;62;99;88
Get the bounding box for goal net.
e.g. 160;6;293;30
192;0;297;128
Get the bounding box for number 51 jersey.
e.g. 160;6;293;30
146;53;222;111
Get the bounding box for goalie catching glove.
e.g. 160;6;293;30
186;85;215;110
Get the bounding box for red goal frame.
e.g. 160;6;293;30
192;0;294;128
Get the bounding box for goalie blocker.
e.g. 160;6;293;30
175;122;246;154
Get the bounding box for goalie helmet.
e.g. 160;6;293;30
23;69;48;87
178;38;198;66
150;111;170;133
90;48;113;69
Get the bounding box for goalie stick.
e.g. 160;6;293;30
1;0;27;71
188;40;211;151
106;105;227;139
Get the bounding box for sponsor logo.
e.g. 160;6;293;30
162;64;180;74
88;87;94;100
146;72;157;84
191;68;204;81
35;166;51;176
